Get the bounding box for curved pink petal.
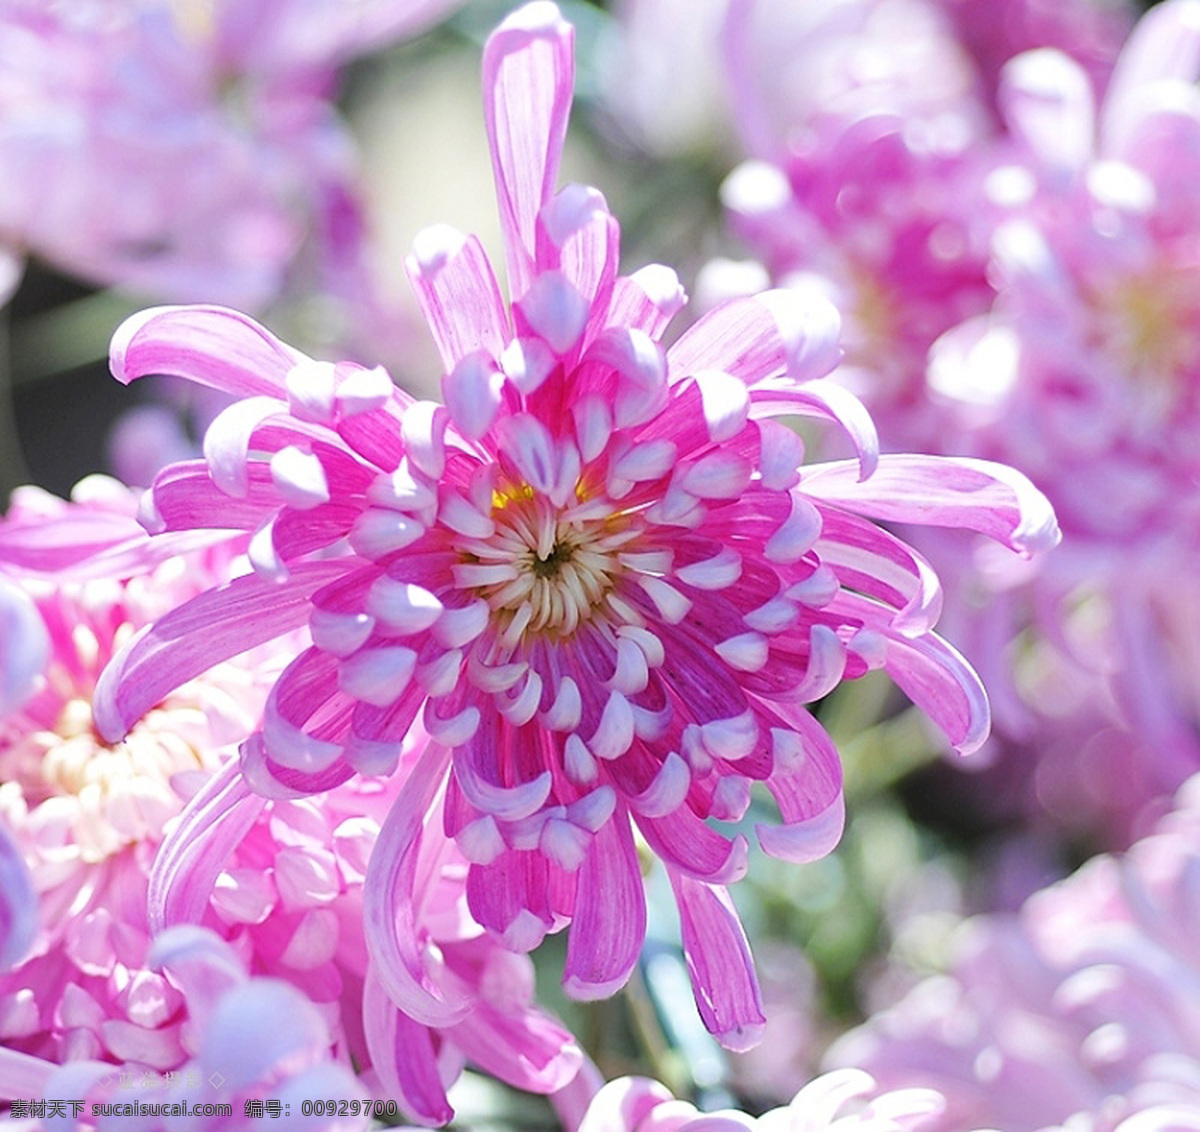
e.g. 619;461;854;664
836;591;991;756
148;760;264;932
111;305;304;398
482;1;575;298
362;966;454;1128
801;454;1061;557
94;559;347;741
667;870;766;1052
563;812;646;1000
363;743;474;1027
750;380;879;480
447;999;582;1095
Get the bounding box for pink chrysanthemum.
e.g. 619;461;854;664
827;773;1200;1131
576;1069;946;1131
99;1;1057;1050
0;479;275;1069
3;926;368;1131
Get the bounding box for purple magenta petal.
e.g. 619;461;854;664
668;870;766;1051
563;813;646;1000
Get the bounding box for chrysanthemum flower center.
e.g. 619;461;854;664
6;693;209;864
458;490;639;640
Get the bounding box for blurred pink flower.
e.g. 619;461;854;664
576;1069;946;1131
828;773;1200;1131
0;0;462;309
922;0;1200;841
98;0;1057;1052
2;925;369;1130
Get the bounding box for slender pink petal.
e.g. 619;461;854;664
563;812;646;1000
802;454;1061;557
148;760;265;932
750;381;879;480
110;305;303;398
483;2;575;298
668;870;766;1052
363;966;454;1128
94;560;347;741
667;289;842;388
363;744;474;1026
406;227;511;371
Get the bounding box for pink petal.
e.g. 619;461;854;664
447;999;582;1095
406;226;511;372
362;966;454;1128
750;380;879;481
801;454;1061;557
668;870;766;1052
667;289;841;387
110;305;303;398
148;761;264;932
563;814;646;1000
363;744;473;1027
94;559;347;741
483;2;576;299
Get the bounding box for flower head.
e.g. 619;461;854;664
102;1;1056;1049
920;0;1200;840
2;926;368;1131
828;773;1200;1130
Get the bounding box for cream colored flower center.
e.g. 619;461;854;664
10;696;208;864
458;492;639;640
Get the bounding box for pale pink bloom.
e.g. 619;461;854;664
923;0;1200;840
99;1;1057;1051
828;774;1200;1131
2;926;369;1130
0;0;462;309
0;479;274;1069
724;0;984;164
717;0;996;452
576;1069;946;1131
